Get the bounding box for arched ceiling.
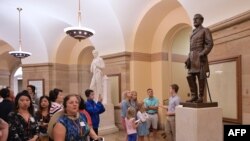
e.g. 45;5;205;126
0;41;21;72
0;0;249;64
178;0;250;27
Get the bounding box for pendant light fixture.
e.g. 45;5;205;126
64;0;95;41
9;8;31;59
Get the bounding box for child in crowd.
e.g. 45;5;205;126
137;102;149;141
125;107;139;141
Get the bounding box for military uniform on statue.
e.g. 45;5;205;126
176;14;222;141
183;14;217;107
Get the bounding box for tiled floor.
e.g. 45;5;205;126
102;130;167;141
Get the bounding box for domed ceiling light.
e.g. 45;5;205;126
64;0;95;41
9;8;31;59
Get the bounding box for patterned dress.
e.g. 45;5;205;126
7;112;39;141
137;111;149;136
35;112;50;135
57;113;90;141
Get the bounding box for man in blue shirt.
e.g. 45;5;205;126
160;84;180;141
85;89;105;141
144;88;159;141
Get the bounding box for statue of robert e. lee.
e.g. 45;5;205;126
185;14;213;103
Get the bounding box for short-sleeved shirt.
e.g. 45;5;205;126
50;102;63;117
57;113;90;141
125;117;137;135
168;95;180;113
144;97;159;114
121;99;132;118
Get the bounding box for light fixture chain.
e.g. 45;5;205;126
17;7;22;51
78;0;82;27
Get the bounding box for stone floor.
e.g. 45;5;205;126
102;129;167;141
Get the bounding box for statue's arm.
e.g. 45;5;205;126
96;58;105;69
90;63;94;73
200;28;214;56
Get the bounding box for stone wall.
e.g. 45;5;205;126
209;11;250;124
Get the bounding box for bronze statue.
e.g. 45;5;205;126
185;14;213;103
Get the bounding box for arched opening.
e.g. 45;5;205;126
13;67;23;95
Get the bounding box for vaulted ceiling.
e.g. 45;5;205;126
0;0;249;65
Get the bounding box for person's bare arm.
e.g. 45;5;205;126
53;123;66;141
159;105;168;109
147;106;159;110
132;119;139;129
27;135;38;141
167;112;175;116
89;128;102;140
0;118;8;141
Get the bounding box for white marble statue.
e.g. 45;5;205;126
90;50;105;96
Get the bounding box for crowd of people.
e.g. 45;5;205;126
120;84;180;141
0;83;181;141
0;86;105;141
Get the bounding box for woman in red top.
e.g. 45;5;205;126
78;96;92;127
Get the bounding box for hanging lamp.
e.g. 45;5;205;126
9;8;31;59
64;0;95;41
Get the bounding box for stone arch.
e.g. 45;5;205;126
0;41;21;88
53;34;95;94
77;46;95;96
132;0;183;53
161;24;192;101
130;1;191;101
55;35;95;65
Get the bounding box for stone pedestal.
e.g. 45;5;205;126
99;76;119;135
99;104;119;135
176;106;223;141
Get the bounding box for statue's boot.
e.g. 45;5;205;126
196;78;206;103
186;75;198;102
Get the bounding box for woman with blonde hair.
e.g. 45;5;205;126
131;91;138;111
120;90;132;141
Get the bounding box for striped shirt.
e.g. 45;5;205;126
49;102;63;117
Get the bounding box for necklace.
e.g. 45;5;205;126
72;118;83;137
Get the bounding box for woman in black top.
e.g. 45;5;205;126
35;96;51;141
7;90;39;141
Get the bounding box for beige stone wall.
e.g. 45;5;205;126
103;52;131;93
209;11;250;124
21;53;131;100
0;70;10;87
22;63;70;96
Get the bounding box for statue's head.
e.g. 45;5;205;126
92;50;98;58
193;14;204;28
